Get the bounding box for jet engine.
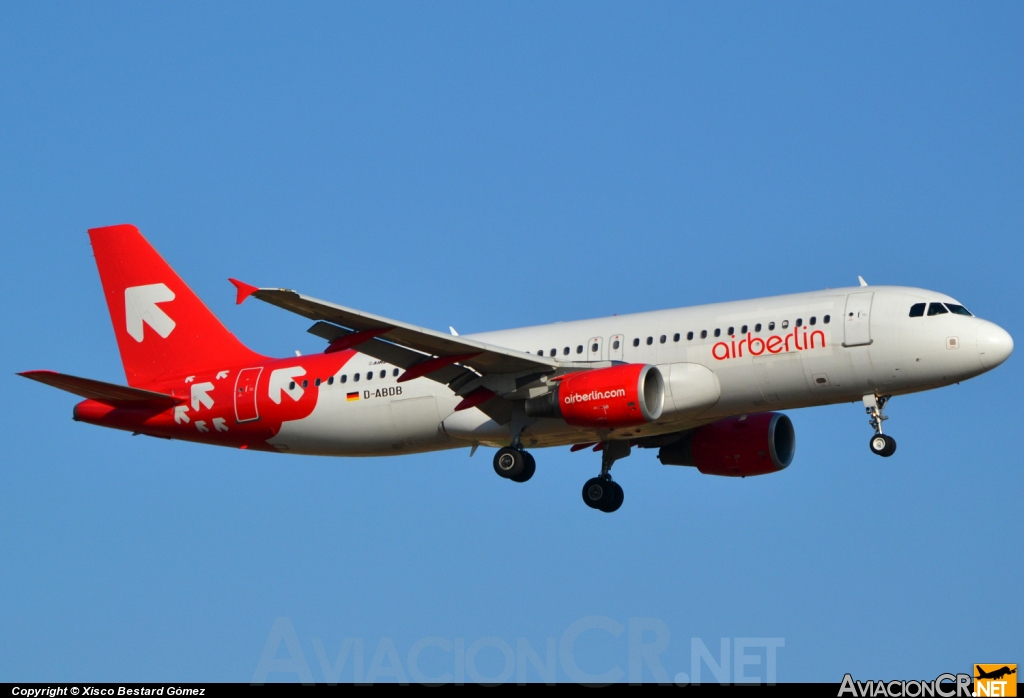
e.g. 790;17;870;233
525;364;665;429
657;412;795;476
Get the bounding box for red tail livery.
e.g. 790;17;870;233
89;225;265;386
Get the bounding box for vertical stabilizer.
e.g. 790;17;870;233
89;224;265;386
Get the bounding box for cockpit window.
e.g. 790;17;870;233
945;303;973;316
909;303;925;317
927;302;948;316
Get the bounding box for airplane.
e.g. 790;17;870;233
20;225;1014;513
975;666;1016;681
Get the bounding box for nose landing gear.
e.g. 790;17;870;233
581;440;630;513
864;393;897;457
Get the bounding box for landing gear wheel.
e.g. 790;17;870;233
510;451;536;483
603;481;624;513
493;447;525;479
582;477;624;512
582;477;607;509
869;434;897;457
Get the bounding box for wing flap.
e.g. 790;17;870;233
307;321;480;389
246;286;556;376
18;370;181;407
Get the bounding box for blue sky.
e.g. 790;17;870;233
1;2;1020;683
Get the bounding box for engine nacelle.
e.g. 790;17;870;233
658;412;795;476
525;364;665;429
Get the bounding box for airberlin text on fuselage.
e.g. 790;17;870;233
712;330;826;361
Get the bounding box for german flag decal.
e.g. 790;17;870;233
347;392;360;402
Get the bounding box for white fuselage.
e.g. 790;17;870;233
268;285;1012;456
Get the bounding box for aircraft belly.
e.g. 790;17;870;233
268;383;454;456
441;408;510;446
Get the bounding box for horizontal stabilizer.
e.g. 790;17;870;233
18;370;182;407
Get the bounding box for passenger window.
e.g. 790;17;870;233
714;329;721;337
613;340;620;349
755;323;761;332
781;320;789;329
341;375;348;383
809;317;817;326
591;343;599;352
537;350;543;356
741;325;747;334
633;338;640;347
315;378;321;387
909;303;925;317
796;318;802;327
727;327;734;335
550;348;557;357
354;373;360;382
289;381;296;390
646;337;653;345
659;335;666;344
700;330;707;339
563;347;570;355
366;371;373;380
945;303;973;316
673;333;680;342
768;322;775;331
927;303;948;316
687;331;694;340
823;315;830;324
302;380;308;388
380;370;386;378
393;368;399;377
328;376;334;385
577;345;584;354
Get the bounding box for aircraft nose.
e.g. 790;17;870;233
976;321;1014;370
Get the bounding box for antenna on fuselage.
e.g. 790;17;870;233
858;276;869;287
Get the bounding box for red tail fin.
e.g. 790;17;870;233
89;224;265;386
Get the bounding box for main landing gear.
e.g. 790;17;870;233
493;446;536;483
581;440;630;513
864;393;897;457
491;438;630;513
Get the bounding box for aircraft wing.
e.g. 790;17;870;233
18;370;182;407
230;280;557;378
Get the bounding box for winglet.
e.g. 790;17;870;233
858;275;868;287
229;278;260;305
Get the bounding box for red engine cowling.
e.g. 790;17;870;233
659;412;795;476
526;364;665;429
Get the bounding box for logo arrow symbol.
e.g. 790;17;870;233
268;366;306;404
125;283;176;342
212;417;228;432
174;405;190;424
191;382;215;411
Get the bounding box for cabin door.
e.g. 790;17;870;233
843;292;874;347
